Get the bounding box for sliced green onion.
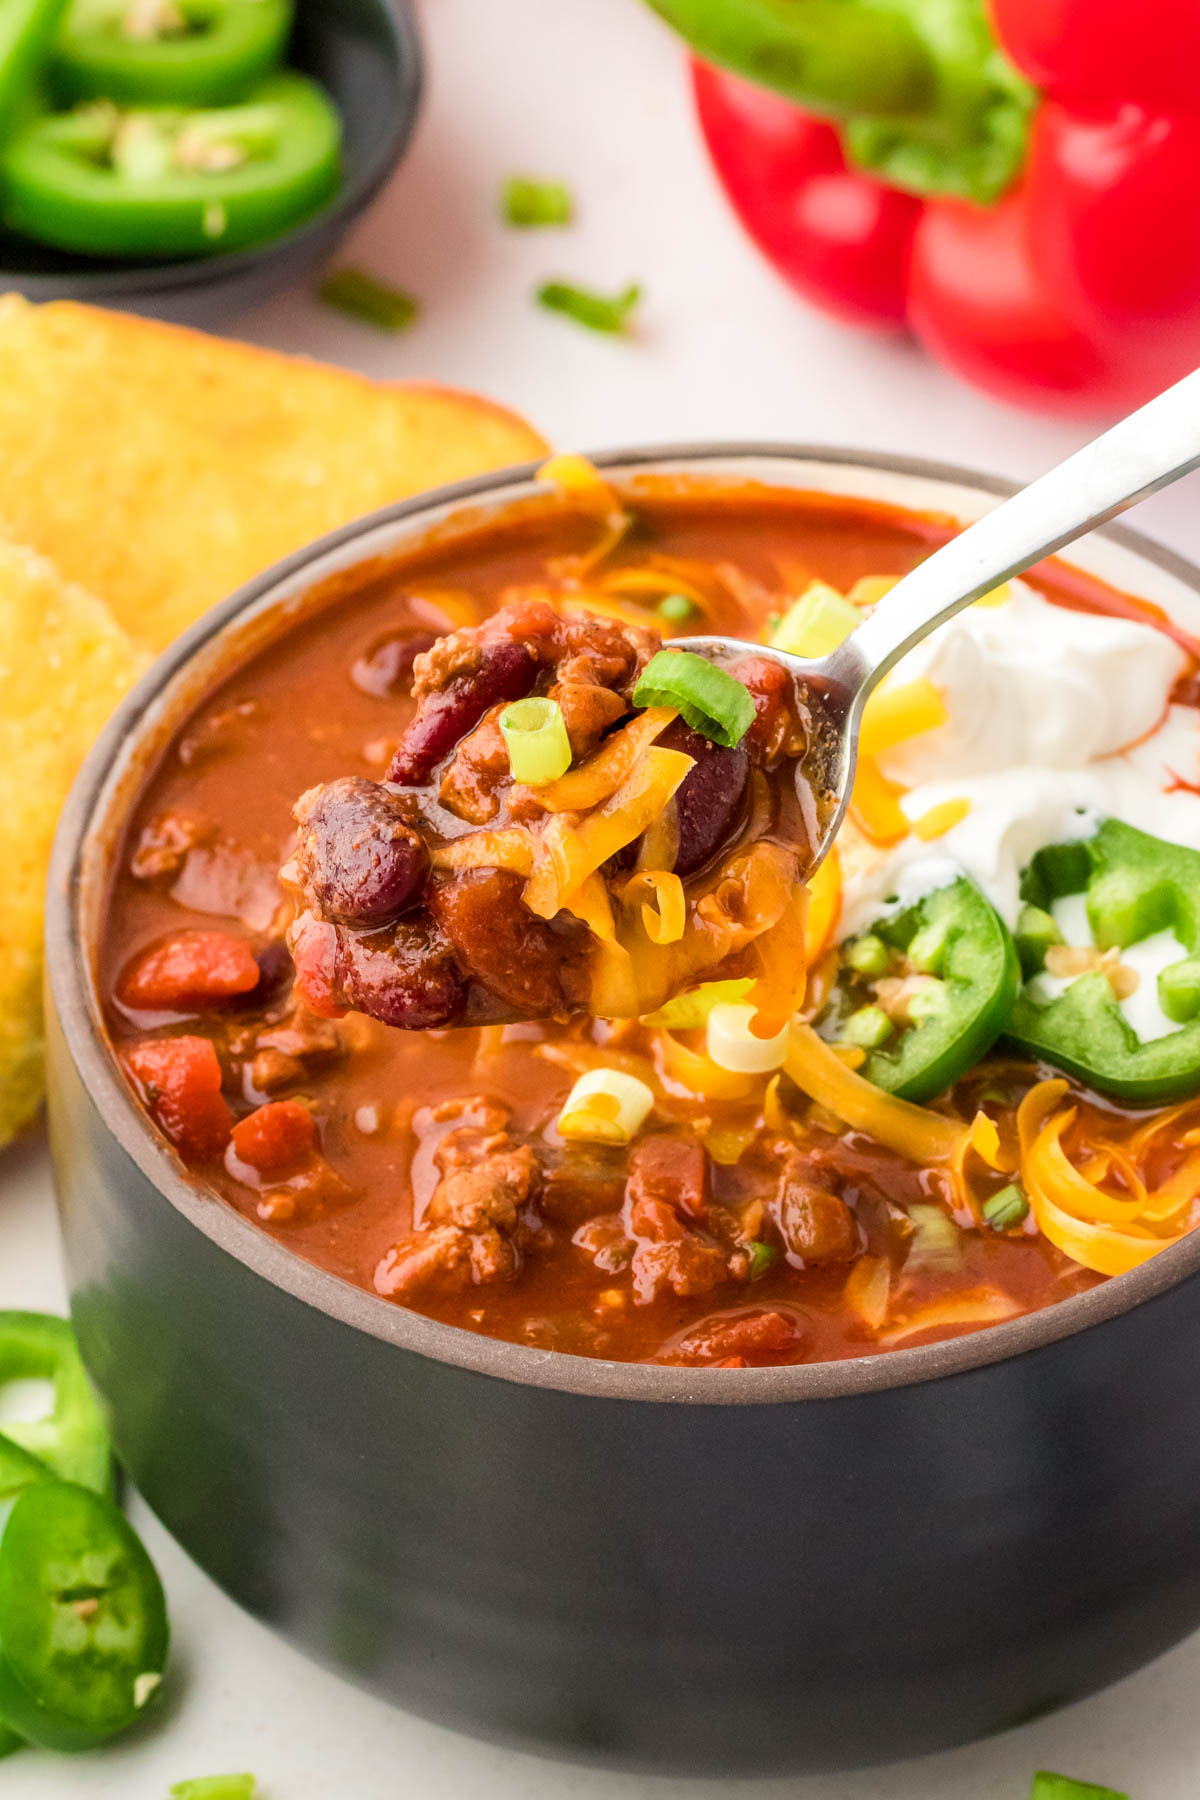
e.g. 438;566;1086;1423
536;279;641;334
169;1779;257;1800
844;933;890;978
503;175;573;227
707;1003;789;1074
642;978;755;1030
500;697;572;785
906;1203;961;1271
840;1005;893;1050
1159;956;1200;1023
1030;1774;1129;1800
557;1069;655;1145
771;582;861;659
632;650;755;749
657;592;696;624
746;1241;777;1280
318;269;419;333
983;1184;1030;1232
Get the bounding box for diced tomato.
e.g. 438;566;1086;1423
679;1310;803;1365
118;930;261;1011
124;1036;233;1159
230;1101;318;1177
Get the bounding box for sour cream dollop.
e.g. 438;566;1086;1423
838;581;1200;938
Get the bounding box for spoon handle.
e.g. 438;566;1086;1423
848;366;1200;689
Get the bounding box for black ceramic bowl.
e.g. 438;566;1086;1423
45;448;1200;1775
0;0;421;325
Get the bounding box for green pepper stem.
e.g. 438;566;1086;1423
646;0;1035;206
644;0;935;119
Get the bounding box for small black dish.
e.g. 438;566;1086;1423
0;0;422;325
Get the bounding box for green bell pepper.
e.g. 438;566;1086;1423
819;871;1020;1103
53;0;292;107
1008;817;1200;1105
1;68;340;258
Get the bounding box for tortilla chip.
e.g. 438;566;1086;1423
0;295;547;651
0;540;148;1148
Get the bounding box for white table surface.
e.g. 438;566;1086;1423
6;0;1200;1793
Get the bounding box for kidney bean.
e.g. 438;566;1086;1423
241;940;294;1008
298;778;430;927
661;720;750;878
388;639;537;783
336;929;465;1030
351;629;436;699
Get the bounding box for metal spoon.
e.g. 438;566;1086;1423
679;366;1200;869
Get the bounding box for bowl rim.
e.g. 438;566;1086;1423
48;440;1200;1406
0;0;422;300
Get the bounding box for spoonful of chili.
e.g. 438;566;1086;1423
675;363;1200;876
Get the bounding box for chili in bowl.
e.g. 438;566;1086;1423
45;448;1200;1772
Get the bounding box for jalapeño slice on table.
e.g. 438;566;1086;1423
1;68;340;258
1008;817;1200;1104
0;1312;112;1496
0;1478;168;1750
52;0;293;107
0;1433;57;1760
0;0;69;130
820;872;1020;1103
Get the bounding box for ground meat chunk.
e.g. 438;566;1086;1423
426;868;592;1018
549;679;628;760
375;1107;542;1302
626;1133;708;1221
622;1136;729;1303
772;1154;859;1266
437;706;511;825
390;600;658;785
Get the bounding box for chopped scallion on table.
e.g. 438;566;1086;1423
1030;1774;1129;1800
536;279;641;334
502;175;572;226
318;268;419;333
500;696;572;785
168;1777;258;1799
633;650;755;748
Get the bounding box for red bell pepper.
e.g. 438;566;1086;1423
650;0;1200;415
